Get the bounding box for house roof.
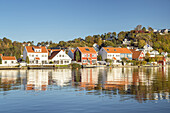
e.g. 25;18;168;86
103;47;132;54
0;54;2;56
130;49;143;59
1;56;16;60
70;50;75;53
77;47;97;54
25;46;48;53
48;51;61;59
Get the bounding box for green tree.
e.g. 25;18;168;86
26;56;29;64
142;27;146;32
97;55;102;61
103;41;114;47
76;51;80;62
138;40;146;48
0;57;2;64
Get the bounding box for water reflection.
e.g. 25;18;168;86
0;66;169;103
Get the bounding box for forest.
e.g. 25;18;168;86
0;25;170;59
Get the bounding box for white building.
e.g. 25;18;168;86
1;56;17;65
48;50;72;65
98;47;132;62
68;49;75;60
93;43;99;51
23;46;48;64
123;39;131;45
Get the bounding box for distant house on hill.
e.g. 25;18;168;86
130;49;144;61
123;39;131;45
74;47;97;65
22;43;31;46
99;47;132;61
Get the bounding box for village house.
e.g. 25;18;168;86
130;49;144;61
0;55;17;65
48;49;71;65
68;49;75;60
98;47;132;62
74;47;97;65
23;46;48;64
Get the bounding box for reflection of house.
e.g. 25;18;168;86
0;70;19;84
99;47;132;61
23;46;48;64
26;70;48;91
74;47;97;65
68;49;75;60
1;55;17;64
48;50;71;65
104;68;132;90
52;69;72;87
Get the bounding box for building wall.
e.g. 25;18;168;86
2;60;17;65
50;51;71;65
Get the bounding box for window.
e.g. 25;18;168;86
64;61;67;63
11;61;14;63
59;55;61;57
5;61;7;64
36;55;38;57
62;55;64;57
107;49;109;51
85;54;87;57
67;61;69;63
85;48;90;51
45;55;47;57
88;54;90;57
42;55;44;57
114;49;116;51
92;54;96;57
29;54;31;57
32;55;34;57
83;60;87;63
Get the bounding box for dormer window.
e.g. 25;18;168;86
114;49;116;51
107;49;109;51
33;47;42;52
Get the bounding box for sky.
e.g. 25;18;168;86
0;0;170;44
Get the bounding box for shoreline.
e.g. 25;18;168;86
0;65;167;70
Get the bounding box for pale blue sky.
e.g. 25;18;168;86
0;0;170;43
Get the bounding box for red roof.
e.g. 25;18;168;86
25;46;48;53
103;47;132;54
130;49;143;59
77;47;97;54
1;56;16;60
70;50;75;53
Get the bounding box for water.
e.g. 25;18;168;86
0;66;170;113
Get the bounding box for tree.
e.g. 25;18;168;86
142;27;146;32
135;25;142;31
0;57;2;64
75;51;80;62
102;41;114;47
138;40;146;48
26;56;29;64
148;26;153;32
97;55;102;61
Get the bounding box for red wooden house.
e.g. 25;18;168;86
74;47;97;65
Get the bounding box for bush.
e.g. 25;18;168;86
49;61;54;64
70;63;81;69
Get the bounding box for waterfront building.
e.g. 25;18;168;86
74;47;97;65
68;49;75;60
130;49;144;61
0;55;17;65
48;49;72;65
98;47;132;61
23;46;48;64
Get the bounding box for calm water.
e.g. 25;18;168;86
0;66;170;113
